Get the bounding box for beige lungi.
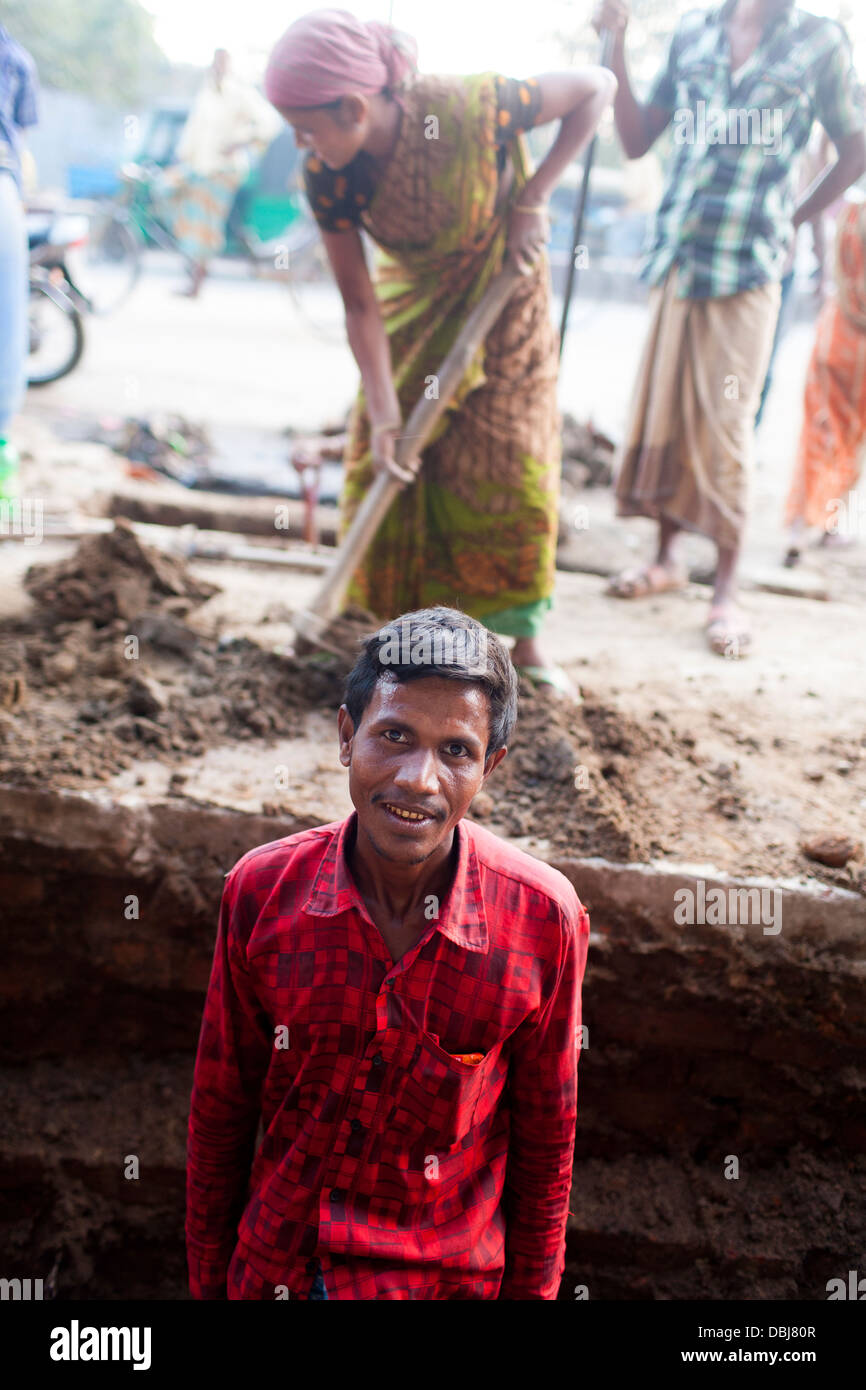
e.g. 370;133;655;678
615;267;781;549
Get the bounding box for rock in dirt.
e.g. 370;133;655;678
802;833;861;868
24;519;218;626
0;674;27;710
127;673;169;718
133;611;199;657
560;413;616;489
42;650;78;684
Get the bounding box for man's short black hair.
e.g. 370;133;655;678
343;606;518;754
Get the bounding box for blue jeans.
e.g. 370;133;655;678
0;170;28;435
308;1261;328;1300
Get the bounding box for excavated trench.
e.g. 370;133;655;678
1;525;864;1299
2;784;864;1301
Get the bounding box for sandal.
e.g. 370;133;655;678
605;563;688;599
706;617;752;659
516;665;582;702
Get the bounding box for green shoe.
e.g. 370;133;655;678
0;439;20;503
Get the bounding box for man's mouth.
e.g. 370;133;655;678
380;801;437;825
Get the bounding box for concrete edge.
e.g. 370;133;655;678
2;784;863;945
548;855;865;945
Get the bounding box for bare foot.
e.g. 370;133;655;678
606;561;688;599
706;603;751;659
511;637;545;668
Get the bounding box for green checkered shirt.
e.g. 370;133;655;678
643;1;864;299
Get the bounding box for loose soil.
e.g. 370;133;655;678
1;523;864;892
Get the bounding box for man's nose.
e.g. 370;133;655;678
392;747;440;798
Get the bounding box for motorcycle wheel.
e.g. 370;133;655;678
27;276;85;385
67;206;141;315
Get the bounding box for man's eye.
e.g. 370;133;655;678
445;742;468;757
383;729;406;743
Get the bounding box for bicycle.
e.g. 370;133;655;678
76;160;336;334
27;209;88;385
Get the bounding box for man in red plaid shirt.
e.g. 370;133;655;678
186;606;590;1300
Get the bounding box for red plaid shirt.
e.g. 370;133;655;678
186;813;589;1300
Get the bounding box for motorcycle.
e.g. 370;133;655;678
26;209;91;385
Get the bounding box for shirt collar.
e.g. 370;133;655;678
710;0;796;39
304;812;489;953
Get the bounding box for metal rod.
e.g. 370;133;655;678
558;27;616;358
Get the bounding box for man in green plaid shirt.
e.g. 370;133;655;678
596;0;865;656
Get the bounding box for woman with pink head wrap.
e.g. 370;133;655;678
265;9;616;688
265;8;417;111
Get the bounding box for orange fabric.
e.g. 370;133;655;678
786;202;866;531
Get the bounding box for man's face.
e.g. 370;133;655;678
278;100;368;170
338;675;506;867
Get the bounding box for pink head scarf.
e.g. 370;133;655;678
264;8;418;110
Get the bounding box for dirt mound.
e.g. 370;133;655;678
24;519;218;625
1;527;806;873
473;681;661;862
1;525;350;787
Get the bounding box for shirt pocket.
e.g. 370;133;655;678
385;1031;501;1151
745;65;812;132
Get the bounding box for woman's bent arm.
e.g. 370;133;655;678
505;68;617;271
521;68;618;205
321;227;400;429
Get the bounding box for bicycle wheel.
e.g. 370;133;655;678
27;275;85;385
66;205;142;315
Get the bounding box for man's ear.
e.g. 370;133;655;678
337;704;354;768
481;746;507;782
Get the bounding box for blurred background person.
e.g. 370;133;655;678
784;188;866;563
596;0;866;656
0;19;38;502
159;47;278;297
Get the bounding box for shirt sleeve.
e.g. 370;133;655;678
645;26;681;114
303;153;367;232
498;891;589;1300
813;24;864;146
239;83;280;143
494;74;542;144
13;51;39;129
185;863;273;1300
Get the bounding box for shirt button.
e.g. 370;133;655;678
350;1118;362;1132
372;1052;384;1067
329;1187;343;1203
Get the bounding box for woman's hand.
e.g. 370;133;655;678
506;203;550;276
370;421;421;485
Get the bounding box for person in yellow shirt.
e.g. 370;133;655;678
160;48;278;297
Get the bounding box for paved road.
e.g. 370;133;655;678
23;251;855;571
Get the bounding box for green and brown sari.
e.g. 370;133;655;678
308;72;561;637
